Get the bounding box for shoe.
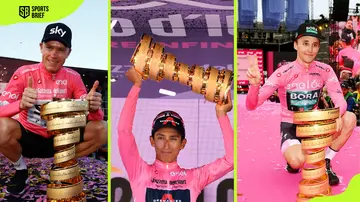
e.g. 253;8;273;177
286;163;300;173
325;158;339;186
5;169;29;194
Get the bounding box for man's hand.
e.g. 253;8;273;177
126;67;142;87
246;55;261;86
215;93;233;118
20;77;37;110
86;80;102;112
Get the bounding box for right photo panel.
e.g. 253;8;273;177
238;0;360;201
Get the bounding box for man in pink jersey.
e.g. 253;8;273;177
0;23;107;194
117;67;233;201
338;31;360;76
246;22;357;186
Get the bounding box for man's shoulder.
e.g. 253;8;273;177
272;61;296;78
15;63;40;75
313;61;333;72
62;67;81;77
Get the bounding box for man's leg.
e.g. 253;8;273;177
324;111;357;185
75;120;107;158
0;117;29;194
0;118;22;162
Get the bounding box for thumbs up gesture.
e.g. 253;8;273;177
86;80;102;112
246;55;261;86
20;77;38;110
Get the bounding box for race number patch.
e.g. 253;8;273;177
145;188;190;202
27;100;49;127
286;89;321;111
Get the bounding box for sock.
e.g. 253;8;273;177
325;147;338;161
12;155;27;170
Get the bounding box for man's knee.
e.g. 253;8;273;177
342;111;357;130
86;121;107;145
0;118;17;146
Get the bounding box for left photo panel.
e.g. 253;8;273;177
0;1;109;201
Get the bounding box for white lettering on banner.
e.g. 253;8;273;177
50;26;66;37
286;80;323;90
1;91;20;100
111;14;233;37
56;80;68;85
113;41;233;49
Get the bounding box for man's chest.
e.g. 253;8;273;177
282;72;324;111
32;76;71;99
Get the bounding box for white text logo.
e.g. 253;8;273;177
50;26;66;37
56;80;68;85
286;80;322;90
1;91;20;100
170;170;187;177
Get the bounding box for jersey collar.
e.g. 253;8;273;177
40;62;63;80
295;59;317;72
154;159;180;170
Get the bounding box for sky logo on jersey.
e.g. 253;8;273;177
146;188;190;202
286;89;321;111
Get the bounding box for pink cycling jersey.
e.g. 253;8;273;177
246;60;347;123
118;85;233;202
0;63;104;138
337;46;360;76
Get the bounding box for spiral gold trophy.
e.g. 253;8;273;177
294;108;340;202
131;34;233;104
40;99;88;202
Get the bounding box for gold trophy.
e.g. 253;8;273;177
131;34;233;104
40;99;88;202
294;108;339;201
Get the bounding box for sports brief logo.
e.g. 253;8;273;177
50;26;67;37
19;6;50;19
19;6;30;19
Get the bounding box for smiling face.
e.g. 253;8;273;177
150;127;187;163
294;36;320;66
40;41;71;73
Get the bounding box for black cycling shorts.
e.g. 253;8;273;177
17;121;85;158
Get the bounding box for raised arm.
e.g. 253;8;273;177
246;56;280;110
195;93;234;190
117;67;145;182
